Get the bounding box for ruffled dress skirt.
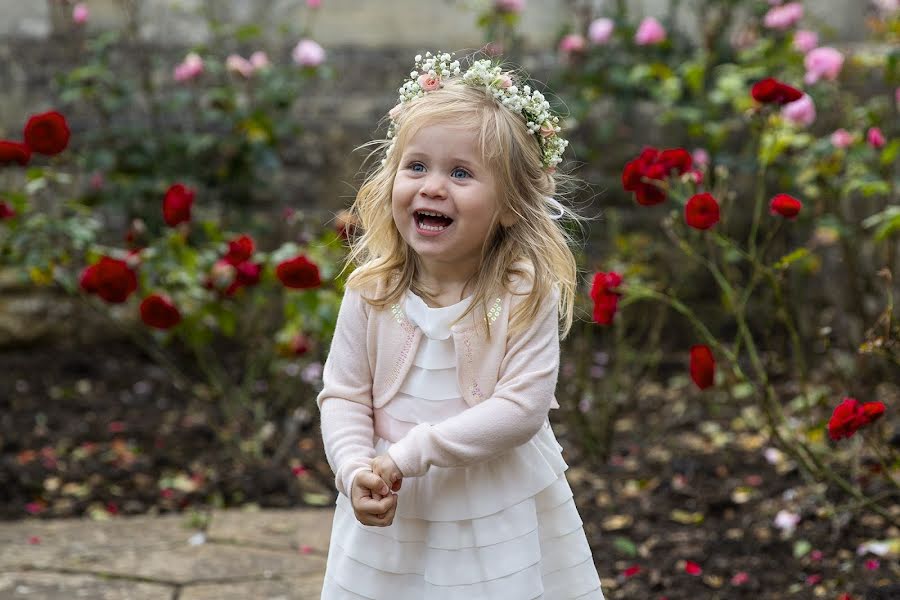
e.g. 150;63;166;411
321;293;604;599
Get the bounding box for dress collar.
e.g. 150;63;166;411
403;291;473;340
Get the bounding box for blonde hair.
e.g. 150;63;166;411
343;62;582;339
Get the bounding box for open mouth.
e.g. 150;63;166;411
414;210;454;232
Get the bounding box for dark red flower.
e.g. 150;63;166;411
223;234;255;265
23;111;71;155
622;146;692;206
689;345;715;389
590;271;623;325
224;261;262;296
623;565;641;578
0;140;31;166
79;256;138;303
828;397;886;441
162;184;195;227
751;78;803;105
685;561;703;576
140;293;182;329
290;333;311;355
685;193;720;230
0;201;16;220
276;255;322;289
769;194;802;219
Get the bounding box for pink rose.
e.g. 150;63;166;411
292;39;325;67
497;73;513;88
692;148;710;167
635;17;666;45
540;121;556;137
558;33;587;54
417;73;442;91
494;0;524;13
225;54;255;78
781;93;816;127
588;18;614;45
763;2;803;30
249;51;270;70
72;2;89;25
804;47;844;84
792;30;818;53
830;128;853;148
173;52;204;82
867;127;886;148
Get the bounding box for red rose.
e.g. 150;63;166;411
685;193;720;230
751;78;803;105
769;193;802;219
276;255;322;289
224;260;262;296
79;256;138;303
0;201;16;220
828;397;886;441
622;146;692;206
23;111;71;155
162;184;195;227
590;271;623;325
290;333;311;355
223;234;255;265
140;293;182;329
689;344;715;389
0;140;32;166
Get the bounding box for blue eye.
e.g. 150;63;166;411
409;162;425;172
451;167;470;179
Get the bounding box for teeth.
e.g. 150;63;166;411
418;210;450;218
419;223;447;231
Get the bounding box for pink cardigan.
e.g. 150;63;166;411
317;268;561;497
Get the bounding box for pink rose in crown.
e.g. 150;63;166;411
540;121;556;138
497;74;513;88
804;47;844;84
418;73;442;91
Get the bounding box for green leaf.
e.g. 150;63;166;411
613;536;638;557
773;248;810;270
880;139;900;167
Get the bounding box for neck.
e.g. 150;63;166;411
413;259;477;306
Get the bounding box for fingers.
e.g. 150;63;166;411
358;470;390;496
354;493;397;527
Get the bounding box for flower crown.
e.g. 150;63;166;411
385;51;568;171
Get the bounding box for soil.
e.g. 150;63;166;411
1;339;897;599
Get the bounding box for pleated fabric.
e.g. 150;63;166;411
321;292;605;599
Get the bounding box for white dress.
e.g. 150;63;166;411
321;291;605;600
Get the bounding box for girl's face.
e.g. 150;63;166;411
391;122;507;281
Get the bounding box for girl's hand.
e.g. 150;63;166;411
350;470;397;527
372;454;404;493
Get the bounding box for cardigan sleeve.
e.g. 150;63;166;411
316;286;377;497
387;288;559;478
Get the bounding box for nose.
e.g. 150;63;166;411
419;172;448;200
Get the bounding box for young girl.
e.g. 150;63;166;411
317;51;605;599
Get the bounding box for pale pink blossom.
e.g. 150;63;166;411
249;51;270;70
774;509;801;534
830;128;853;148
292;39;325;67
792;30;818;53
497;73;513;88
306;0;321;8
588;18;615;45
763;2;804;30
540;121;556;137
804;47;844;84
635;16;666;45
692;148;710;167
173;52;204;82
225;54;254;78
417;73;442;91
558;33;587;54
781;93;816;127
494;0;524;13
72;2;89;25
867;127;886;148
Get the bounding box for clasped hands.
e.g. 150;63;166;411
349;453;404;527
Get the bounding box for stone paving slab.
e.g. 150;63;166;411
0;571;173;599
207;507;333;553
180;573;324;600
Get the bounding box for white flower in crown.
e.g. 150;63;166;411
384;51;568;170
